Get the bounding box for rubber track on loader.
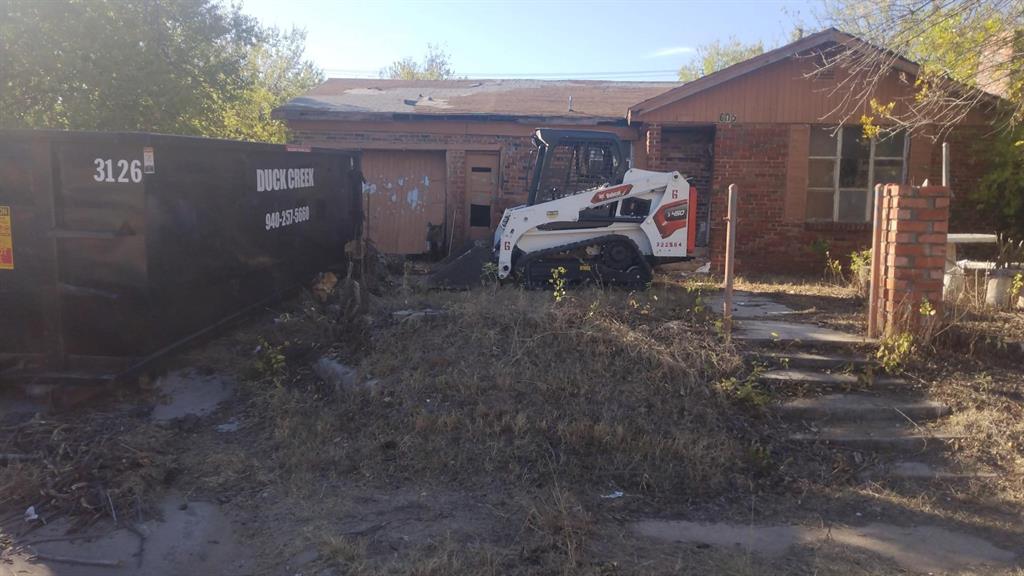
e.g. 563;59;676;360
516;234;653;289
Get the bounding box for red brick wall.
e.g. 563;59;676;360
701;123;994;276
706;123;874;274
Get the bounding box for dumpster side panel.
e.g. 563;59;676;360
0;129;362;381
0;137;54;359
142;139;360;352
53;137;151;358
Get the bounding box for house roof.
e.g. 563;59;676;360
627;28;922;120
273;78;680;124
276;29;1000;128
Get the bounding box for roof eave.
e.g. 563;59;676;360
273;108;631;126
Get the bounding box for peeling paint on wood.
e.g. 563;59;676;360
362;151;447;254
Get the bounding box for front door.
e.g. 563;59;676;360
662;128;714;247
465;152;499;242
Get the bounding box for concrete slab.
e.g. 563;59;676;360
777;394;950;423
0;389;46;424
734;320;873;345
749;351;875;370
632;519;1017;574
150;369;233;422
5;493;253;576
708;291;796;319
759;369;906;390
860;461;999;481
789;423;963;450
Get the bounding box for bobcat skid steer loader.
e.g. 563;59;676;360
494;129;697;288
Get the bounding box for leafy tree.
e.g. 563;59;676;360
221;27;324;142
678;38;764;82
977;131;1024;238
382;44;455;80
817;0;1021;130
818;1;1024;237
0;0;321;142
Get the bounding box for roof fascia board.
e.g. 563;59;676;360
273;109;630;126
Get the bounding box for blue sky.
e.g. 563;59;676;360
241;0;817;81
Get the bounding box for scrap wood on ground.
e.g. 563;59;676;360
0;409;172;547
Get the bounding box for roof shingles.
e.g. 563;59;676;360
273;78;680;122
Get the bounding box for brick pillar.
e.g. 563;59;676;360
645;124;663;171
876;184;950;334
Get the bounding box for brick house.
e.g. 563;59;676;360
275;78;675;254
275;28;996;272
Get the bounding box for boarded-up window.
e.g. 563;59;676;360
806;126;906;223
470;204;491;227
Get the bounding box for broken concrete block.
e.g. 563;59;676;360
391;308;446;323
313;356;359;394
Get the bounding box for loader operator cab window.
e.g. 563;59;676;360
535;141;620;205
619;197;651;218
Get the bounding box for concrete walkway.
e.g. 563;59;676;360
632;519;1016;574
629;289;1018;572
709;290;873;345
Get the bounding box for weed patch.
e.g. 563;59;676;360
244;285;747;501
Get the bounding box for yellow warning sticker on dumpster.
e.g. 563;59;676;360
0;206;13;270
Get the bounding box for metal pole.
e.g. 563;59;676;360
941;142;950;188
868;183;885;338
723;184;738;340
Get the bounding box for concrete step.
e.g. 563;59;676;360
734;320;875;351
776;394;950;423
748;351;876;371
859;461;999;482
759;369;908;391
789;424;964;451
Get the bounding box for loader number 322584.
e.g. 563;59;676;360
94;158;143;183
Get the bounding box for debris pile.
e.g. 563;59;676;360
0;412;171;532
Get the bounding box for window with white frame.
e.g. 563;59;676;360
806;126;907;223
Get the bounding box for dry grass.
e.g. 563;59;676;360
241;284;749;500
934;287;1024;358
733;275;861;300
924;361;1024;507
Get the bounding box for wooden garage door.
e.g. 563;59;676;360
361;150;447;254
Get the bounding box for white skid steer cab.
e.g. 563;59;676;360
494;129;697;288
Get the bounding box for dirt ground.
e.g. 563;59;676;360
2;270;1023;575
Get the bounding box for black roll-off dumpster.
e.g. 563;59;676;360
0;130;362;385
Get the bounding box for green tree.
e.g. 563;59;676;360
819;0;1024;237
678;38;764;82
382;44;455;80
818;0;1021;129
221;27;324;142
977;131;1024;238
0;0;321;142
